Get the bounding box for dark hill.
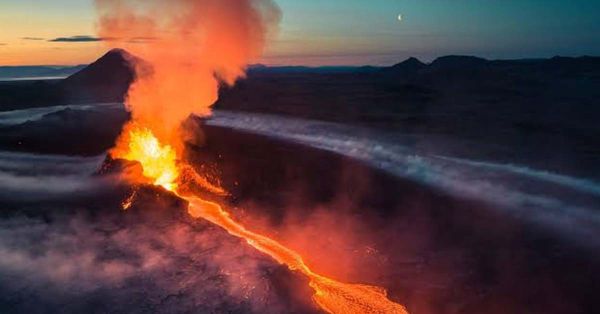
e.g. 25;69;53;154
0;49;136;111
383;57;426;76
61;48;137;104
2;50;600;157
430;55;488;70
0;50;598;181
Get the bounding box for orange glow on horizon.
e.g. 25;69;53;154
0;43;105;66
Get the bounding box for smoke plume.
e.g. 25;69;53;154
95;0;281;149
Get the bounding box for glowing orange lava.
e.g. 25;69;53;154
186;197;408;314
121;190;137;210
114;129;408;314
112;124;179;191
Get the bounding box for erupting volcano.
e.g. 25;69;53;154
116;128;408;313
97;0;408;312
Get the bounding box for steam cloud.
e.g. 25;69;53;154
95;0;281;150
0;151;110;202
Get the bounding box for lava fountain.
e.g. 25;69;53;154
97;0;408;312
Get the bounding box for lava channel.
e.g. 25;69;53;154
184;195;409;314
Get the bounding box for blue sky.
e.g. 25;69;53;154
272;0;600;64
1;0;599;65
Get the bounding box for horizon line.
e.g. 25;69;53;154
1;51;599;69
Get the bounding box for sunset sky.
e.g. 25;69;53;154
1;0;600;66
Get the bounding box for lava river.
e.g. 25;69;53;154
114;126;408;314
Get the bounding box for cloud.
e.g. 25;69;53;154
22;37;45;41
45;35;156;44
0;43;6;46
48;35;106;42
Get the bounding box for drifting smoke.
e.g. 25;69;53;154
0;151;112;202
95;0;281;150
0;210;311;313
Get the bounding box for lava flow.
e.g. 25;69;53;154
186;197;408;314
112;128;408;314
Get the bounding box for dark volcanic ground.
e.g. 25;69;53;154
0;104;598;314
0;50;599;313
0;180;318;314
191;125;600;314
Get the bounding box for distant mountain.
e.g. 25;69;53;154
248;64;380;74
1;49;599;178
430;55;488;70
384;55;600;74
2;49;600;121
0;65;86;79
391;57;426;70
382;57;427;76
0;49;137;110
61;48;137;103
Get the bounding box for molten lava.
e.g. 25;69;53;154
112;124;179;191
121;190;136;210
186;197;408;314
113;129;408;314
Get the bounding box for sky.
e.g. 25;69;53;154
1;0;599;66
